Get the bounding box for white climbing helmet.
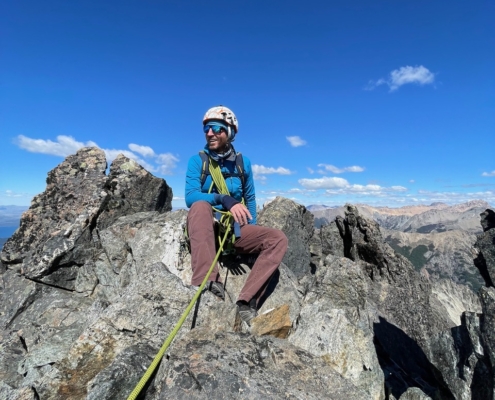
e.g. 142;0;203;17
203;105;239;140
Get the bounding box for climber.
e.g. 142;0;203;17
185;105;288;325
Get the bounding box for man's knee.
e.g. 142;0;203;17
188;201;212;221
189;200;211;213
268;229;288;252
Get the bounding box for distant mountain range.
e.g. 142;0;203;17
308;200;493;290
308;200;491;232
2;201;494;290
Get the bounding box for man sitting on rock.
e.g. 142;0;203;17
185;105;288;325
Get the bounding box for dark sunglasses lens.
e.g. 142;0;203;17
204;125;225;134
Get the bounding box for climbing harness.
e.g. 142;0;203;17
126;217;233;400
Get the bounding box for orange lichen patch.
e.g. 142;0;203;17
251;304;291;339
56;333;117;399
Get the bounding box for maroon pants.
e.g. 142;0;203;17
187;201;288;304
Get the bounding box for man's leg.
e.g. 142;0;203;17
233;225;288;306
187;201;222;286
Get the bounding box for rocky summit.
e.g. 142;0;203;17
1;147;494;400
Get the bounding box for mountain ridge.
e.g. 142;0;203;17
1;147;494;399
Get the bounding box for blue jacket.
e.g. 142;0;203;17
185;148;257;224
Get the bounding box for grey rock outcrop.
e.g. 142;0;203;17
474;209;495;287
150;328;369;399
1;147;109;278
0;147;172;285
258;197;315;280
1;148;495;400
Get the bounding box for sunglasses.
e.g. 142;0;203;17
203;124;227;134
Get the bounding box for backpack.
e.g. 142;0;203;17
198;151;246;194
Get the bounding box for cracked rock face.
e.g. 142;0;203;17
1;147;109;278
1;149;494;400
0;147;172;283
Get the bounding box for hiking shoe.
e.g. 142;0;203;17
207;281;225;300
236;301;257;325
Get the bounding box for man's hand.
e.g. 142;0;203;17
230;203;253;226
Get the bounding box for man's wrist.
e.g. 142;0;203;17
221;195;240;210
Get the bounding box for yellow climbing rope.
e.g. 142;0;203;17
208;157;243;253
126;219;233;400
128;156;241;399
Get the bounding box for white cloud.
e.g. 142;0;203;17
156;153;179;175
15;134;179;176
307;167;315;174
299;177;350;189
299;177;408;195
482;170;495;177
318;164;365;174
409;179;415;183
129;143;155;158
252;165;291;175
4;190;25;198
366;65;435;92
415;190;495;205
16;135;98;157
286;136;307;147
252;165;292;181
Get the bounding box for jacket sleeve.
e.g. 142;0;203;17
185;155;220;208
242;156;257;225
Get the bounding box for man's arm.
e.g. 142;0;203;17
185;155;218;207
242;156;257;224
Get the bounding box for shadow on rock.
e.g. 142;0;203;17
373;316;455;400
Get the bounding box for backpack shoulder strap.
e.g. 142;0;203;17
199;150;246;194
199;151;210;187
235;152;246;192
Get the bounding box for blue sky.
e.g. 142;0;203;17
1;0;494;209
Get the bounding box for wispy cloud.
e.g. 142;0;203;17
299;177;349;189
156;153;180;175
317;163;365;174
286;136;307;147
128;143;155;158
16;134;97;157
255;185;494;210
0;190;34;206
482;170;495;177
3;190;27;198
252;165;292;181
15;135;179;175
416;190;495;205
366;65;435;92
299;176;407;194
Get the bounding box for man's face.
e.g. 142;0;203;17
205;126;229;152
